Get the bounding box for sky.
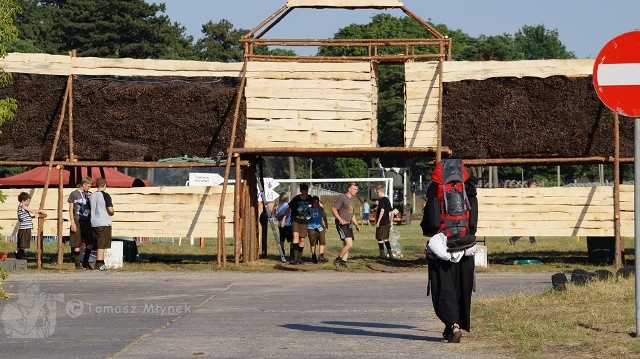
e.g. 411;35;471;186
148;0;640;59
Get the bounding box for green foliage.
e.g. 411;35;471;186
12;0;196;59
195;19;245;62
0;268;7;299
0;0;19;56
195;19;296;62
515;25;575;60
0;97;16;129
0;0;19;130
334;158;368;179
455;24;575;61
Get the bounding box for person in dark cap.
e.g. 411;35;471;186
283;183;312;264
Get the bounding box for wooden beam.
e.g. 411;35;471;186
233;146;449;158
1;53;243;77
286;0;403;8
464;157;634;166
0;160;249;168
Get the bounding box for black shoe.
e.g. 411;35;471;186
448;324;462;343
96;263;107;271
312;254;318;263
82;262;93;270
75;263;83;270
290;258;303;265
333;256;342;267
318;254;328;263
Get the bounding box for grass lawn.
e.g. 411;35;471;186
1;218;637;358
0;218;633;273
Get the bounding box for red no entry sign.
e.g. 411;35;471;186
593;30;640;117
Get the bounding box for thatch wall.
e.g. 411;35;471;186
442;76;633;159
0;74;244;161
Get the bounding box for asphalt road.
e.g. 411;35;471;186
0;270;552;359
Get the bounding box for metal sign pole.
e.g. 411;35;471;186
635;117;640;337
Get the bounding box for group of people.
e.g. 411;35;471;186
266;182;395;268
15;177;114;271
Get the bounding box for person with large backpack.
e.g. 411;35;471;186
421;159;479;343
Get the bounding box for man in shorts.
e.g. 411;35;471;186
284;184;311;264
89;177;114;271
307;196;329;263
374;185;394;258
331;182;361;268
68;176;94;269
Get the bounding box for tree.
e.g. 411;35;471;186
11;0;196;59
456;25;574;61
334;158;368;179
515;25;575;60
195;19;245;62
195;19;295;62
0;0;19;129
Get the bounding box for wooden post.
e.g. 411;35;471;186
68;50;76;161
248;163;259;262
613;112;622;268
217;215;225;266
199;237;204;248
218;58;247;263
37;75;72;269
234;154;242;266
57;166;64;266
436;56;444;162
242;174;250;264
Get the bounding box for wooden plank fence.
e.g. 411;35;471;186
0;187;234;238
476;185;632;237
1;184;629;239
244;61;378;148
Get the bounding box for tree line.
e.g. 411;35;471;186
2;0;618;187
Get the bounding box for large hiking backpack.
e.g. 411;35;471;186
431;159;471;237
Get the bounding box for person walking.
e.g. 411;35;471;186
421;159;479;344
67;176;95;269
331;182;361;268
284;184;311;264
89;178;114;271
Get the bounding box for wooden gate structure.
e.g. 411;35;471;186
0;0;631;268
217;0;452;265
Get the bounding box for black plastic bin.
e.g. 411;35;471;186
586;236;615;265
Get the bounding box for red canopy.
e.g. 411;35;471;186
0;167;149;188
